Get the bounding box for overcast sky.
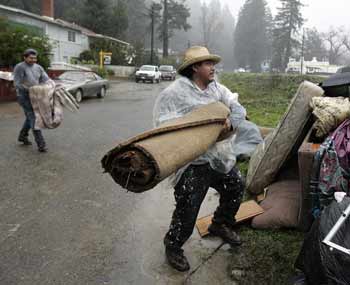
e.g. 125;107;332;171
202;0;350;32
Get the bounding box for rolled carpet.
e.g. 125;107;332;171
101;102;230;193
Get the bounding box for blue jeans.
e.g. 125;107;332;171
17;94;35;130
17;94;45;147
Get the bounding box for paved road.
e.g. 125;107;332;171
0;81;233;285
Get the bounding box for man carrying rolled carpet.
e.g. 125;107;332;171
153;46;248;271
14;48;49;152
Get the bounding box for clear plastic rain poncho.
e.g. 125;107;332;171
153;76;263;186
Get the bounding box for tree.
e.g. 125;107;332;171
171;0;202;52
323;27;347;65
54;0;85;20
200;0;224;49
125;0;149;44
272;0;304;71
220;4;236;69
109;0;129;40
81;0;111;35
303;28;327;61
0;17;52;68
0;0;40;14
234;0;271;72
160;0;191;57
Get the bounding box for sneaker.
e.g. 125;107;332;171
165;247;190;272
208;222;242;246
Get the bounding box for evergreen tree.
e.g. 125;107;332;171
0;0;40;14
81;0;111;35
200;0;223;50
234;0;271;72
220;4;235;70
160;0;191;57
109;0;129;40
272;0;304;71
125;0;149;44
54;0;84;20
171;0;202;52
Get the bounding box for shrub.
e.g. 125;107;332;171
106;69;115;76
92;67;108;78
0;17;52;69
79;50;94;62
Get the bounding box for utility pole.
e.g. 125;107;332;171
151;4;155;65
300;28;305;75
162;0;169;58
148;2;161;65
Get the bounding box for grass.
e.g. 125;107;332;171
220;73;324;284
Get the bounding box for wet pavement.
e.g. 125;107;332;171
0;81;236;285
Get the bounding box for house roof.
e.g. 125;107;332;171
0;4;81;31
0;4;130;46
55;19;130;46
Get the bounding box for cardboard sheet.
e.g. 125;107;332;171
195;200;264;237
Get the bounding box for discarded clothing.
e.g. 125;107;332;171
164;163;244;249
101;102;231;192
310;119;350;213
28;80;79;130
310;96;350;138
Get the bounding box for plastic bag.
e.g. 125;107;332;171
295;197;350;285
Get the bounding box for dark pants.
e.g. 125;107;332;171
17;94;45;148
164;163;244;249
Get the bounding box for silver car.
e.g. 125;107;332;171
55;71;109;103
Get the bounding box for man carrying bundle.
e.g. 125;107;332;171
13;48;49;152
153;46;248;271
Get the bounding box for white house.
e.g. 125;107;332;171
286;57;342;75
0;0;129;64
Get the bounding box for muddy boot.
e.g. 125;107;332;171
208;222;242;246
33;130;47;152
18;129;32;145
165;247;190;272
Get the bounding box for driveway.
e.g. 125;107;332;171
0;81;234;285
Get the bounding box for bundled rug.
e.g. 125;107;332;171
101;102;231;193
29;80;79;130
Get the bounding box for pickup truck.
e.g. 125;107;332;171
135;65;161;83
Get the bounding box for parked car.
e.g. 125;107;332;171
159;65;176;80
336;66;350;73
135;65;161;83
54;71;109;103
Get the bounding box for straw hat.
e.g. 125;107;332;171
178;46;221;74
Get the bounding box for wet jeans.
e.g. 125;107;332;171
164;163;244;249
18;94;35;129
17;94;45;148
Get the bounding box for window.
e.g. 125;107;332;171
68;31;76;42
85;73;96;81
